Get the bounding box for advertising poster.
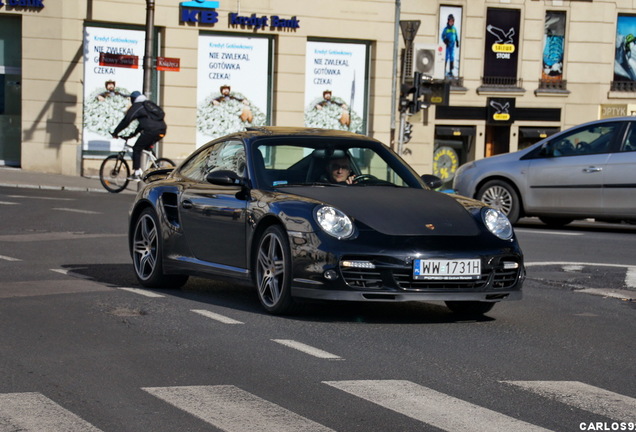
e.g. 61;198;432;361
543;11;566;81
82;26;145;152
304;40;368;134
439;6;462;78
483;8;520;81
197;34;271;147
614;14;636;82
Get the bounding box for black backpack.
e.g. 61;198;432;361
143;100;165;121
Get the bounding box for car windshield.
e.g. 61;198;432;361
251;137;423;189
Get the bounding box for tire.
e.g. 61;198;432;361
538;216;574;227
154;158;176;169
100;155;130;193
254;225;294;314
131;208;189;289
476;180;521;224
445;301;495;316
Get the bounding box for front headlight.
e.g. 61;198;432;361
314;205;354;239
482;208;513;240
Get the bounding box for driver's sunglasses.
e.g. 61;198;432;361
330;164;350;171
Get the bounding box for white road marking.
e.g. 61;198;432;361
0;392;103;431
118;287;165;298
50;268;69;275
272;339;343;360
626;267;636;288
515;229;582;236
143;385;335;432
52;207;100;214
324;380;551;432
0;232;125;242
191;309;244;324
0;255;21;261
0;200;19;205
8;195;74;201
526;262;636;292
503;381;636;421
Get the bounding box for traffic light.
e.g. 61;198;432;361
403;121;413;143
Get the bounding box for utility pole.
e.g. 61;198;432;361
390;0;401;150
397;20;420;156
143;0;155;99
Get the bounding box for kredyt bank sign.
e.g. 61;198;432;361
180;0;300;30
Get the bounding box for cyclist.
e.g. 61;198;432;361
111;91;167;180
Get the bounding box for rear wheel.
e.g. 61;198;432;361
476;180;521;224
445;301;495;316
100;155;130;193
132;208;189;288
255;225;294;314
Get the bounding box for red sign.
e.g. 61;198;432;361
99;52;139;69
156;57;181;71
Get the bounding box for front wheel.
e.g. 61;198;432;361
476;180;521;224
445;301;495;317
255;225;294;314
100;155;130;193
132;208;189;289
154;158;176;169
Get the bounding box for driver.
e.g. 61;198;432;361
324;157;356;184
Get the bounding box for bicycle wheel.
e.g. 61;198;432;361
154;157;176;169
99;155;130;193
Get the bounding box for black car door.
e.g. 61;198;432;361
178;140;248;270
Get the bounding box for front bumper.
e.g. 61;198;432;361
288;231;525;303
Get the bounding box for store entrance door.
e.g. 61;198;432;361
0;16;22;166
485;125;510;157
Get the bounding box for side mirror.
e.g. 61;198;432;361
206;170;246;187
421;174;443;190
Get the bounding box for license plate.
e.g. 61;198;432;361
413;258;481;280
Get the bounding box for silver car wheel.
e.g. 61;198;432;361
254;225;294;314
481;185;513;215
133;213;158;281
257;231;286;307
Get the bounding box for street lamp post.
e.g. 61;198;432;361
143;0;155;99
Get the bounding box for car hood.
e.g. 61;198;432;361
284;186;481;236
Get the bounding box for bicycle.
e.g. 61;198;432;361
99;137;176;193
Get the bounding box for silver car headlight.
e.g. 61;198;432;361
482;208;513;240
314;205;354;239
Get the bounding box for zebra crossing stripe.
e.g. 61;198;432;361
143;385;335;432
503;381;636;421
0;392;103;432
323;380;552;432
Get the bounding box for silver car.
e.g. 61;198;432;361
453;117;636;226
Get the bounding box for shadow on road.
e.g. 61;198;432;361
62;263;497;325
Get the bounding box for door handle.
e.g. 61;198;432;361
182;200;193;209
583;166;602;173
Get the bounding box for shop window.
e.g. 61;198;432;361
538;11;567;92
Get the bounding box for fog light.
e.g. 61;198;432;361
503;261;519;269
341;260;376;269
324;270;339;280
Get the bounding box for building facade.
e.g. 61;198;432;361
0;0;634;182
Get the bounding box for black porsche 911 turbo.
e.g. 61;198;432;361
129;127;524;315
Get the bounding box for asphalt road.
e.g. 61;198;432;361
0;186;634;432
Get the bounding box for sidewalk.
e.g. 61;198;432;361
0;166;136;194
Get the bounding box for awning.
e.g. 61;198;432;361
435;126;476;137
519;127;560;139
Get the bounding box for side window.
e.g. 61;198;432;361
543;122;620;157
621;123;636;152
179;140;246;181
